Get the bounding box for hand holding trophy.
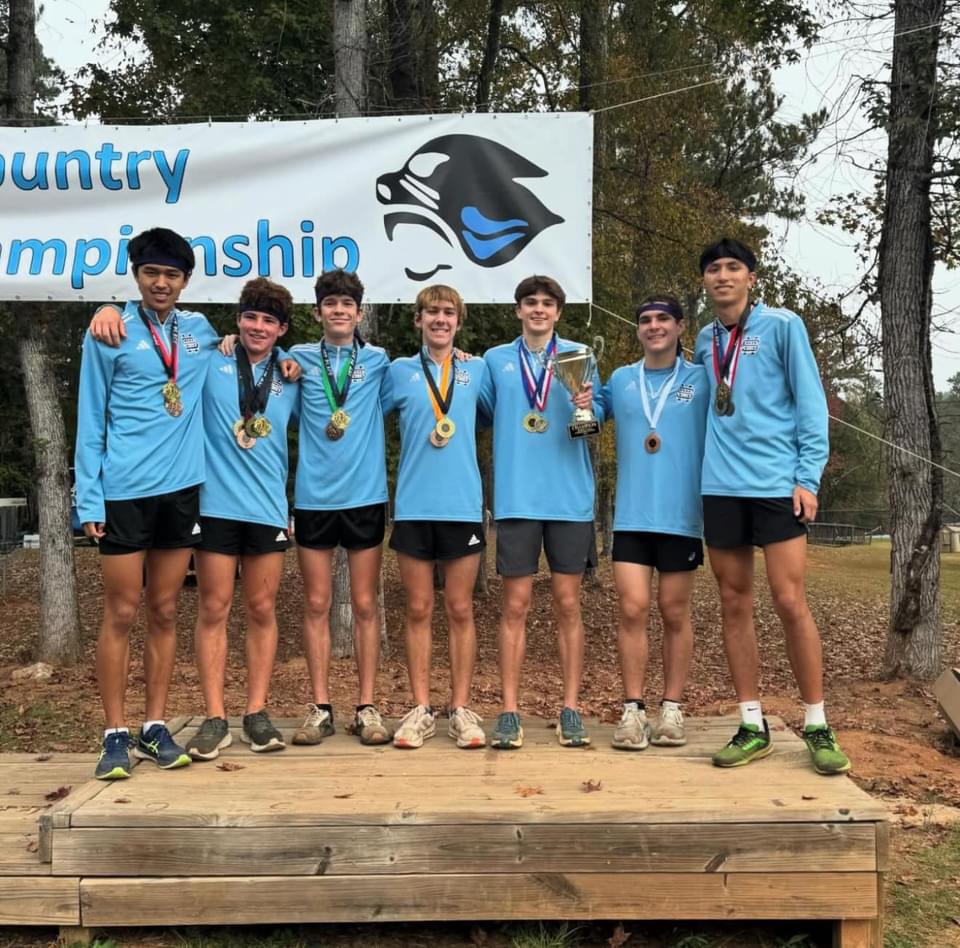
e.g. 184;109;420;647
554;347;600;439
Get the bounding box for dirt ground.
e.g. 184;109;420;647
1;542;959;806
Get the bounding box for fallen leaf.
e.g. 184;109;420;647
582;779;603;793
25;840;38;853
801;794;816;801
515;785;544;797
113;797;131;804
333;793;353;799
44;786;71;801
34;754;51;762
608;923;632;947
7;789;20;796
217;761;244;772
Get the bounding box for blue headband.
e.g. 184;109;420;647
637;300;683;321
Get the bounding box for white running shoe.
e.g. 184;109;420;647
611;704;649;751
650;704;686;746
392;705;436;749
448;707;486;749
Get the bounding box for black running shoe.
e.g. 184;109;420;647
241;710;286;753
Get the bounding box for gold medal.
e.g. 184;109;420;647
644;432;661;454
245;416;272;438
331;408;351;431
162;381;181;404
435;416;456;440
326;420;344;441
715;381;731;415
523;412;540;433
429;429;448;449
534;415;549;433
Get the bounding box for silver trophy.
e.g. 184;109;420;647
554;346;600;439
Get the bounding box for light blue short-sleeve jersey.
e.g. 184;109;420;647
290;341;390;511
694;302;829;497
75;301;219;524
382;352;487;522
200;349;300;530
600;359;708;538
481;335;604;522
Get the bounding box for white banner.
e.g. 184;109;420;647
0;113;593;304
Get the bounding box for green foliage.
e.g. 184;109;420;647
509;921;582;948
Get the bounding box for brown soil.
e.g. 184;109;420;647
1;545;959;809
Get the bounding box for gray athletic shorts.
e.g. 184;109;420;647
495;518;597;577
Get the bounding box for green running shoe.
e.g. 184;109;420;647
490;711;523;750
558;707;591;747
802;725;851;775
95;731;132;780
712;719;772;768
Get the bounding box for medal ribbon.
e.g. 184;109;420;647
236;345;278;420
320;340;357;412
638;359;681;434
711;303;752;391
138;305;179;383
517;334;557;412
420;349;455;422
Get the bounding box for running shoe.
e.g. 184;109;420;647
802;725;851;775
650;704;687;747
490;711;524;750
611;704;649;750
393;705;436;749
95;731;132;780
185;717;232;761
348;706;392;745
241;710;286;753
133;723;191;770
448;707;486;749
712;719;772;768
558;707;591;747
291;703;335;745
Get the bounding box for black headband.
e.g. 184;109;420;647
699;244;756;274
637;300;683;322
239;301;289;324
131;253;191;273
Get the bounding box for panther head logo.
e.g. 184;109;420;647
376;135;565;282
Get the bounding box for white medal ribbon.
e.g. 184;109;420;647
639;359;681;435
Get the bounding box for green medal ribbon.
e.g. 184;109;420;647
320;341;358;413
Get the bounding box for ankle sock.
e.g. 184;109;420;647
803;701;826;728
142;719;164;733
104;726;129;739
661;699;681;714
739;702;763;729
624;699;645;711
355;703;374;713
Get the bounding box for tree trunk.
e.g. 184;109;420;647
6;0;36;122
18;312;81;664
333;0;367;117
475;0;505;111
579;0;608;170
879;0;946;680
386;0;438;110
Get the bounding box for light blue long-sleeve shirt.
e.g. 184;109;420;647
694;302;829;497
74;300;218;524
481;336;604;522
290;341;390;510
382;352;488;522
600;359;708;538
200;349;300;529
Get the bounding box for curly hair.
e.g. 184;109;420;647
238;277;294;324
314;269;364;306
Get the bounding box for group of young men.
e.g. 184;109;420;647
75;226;850;781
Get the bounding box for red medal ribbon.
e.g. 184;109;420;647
140;309;179;384
711;320;744;390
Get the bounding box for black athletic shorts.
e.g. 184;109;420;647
612;531;703;572
389;520;485;561
197;517;291;556
294;504;386;551
100;485;201;555
702;496;807;549
495;519;598;577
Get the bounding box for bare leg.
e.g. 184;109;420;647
707;546;758;702
96;551;145;728
397;554;434;707
194;550;238;719
347;545;382;706
240;552;285;713
613;562;653;699
656;570;696;701
552;571;585;709
142;547;193;721
297;545;334;704
499;575;533;711
441;554;481;708
763;536;823;703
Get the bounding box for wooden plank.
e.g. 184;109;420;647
53;821;878;877
832;918;880;948
0;832;48;876
46;776;112;829
0;877;79;925
67;758;887;827
81;871;878;925
875;822;889;871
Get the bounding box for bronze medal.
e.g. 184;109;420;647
326;420;344;441
331;408;351;431
166;400;183;418
715;380;731;415
644;431;661;454
429;429;448;449
435;416;456;440
236;428;256;449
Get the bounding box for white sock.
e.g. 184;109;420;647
142;719;165;733
803;701;826;729
661;699;681;714
739;701;763;729
104;726;129;739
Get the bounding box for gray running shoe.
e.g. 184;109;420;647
241;710;286;753
558;707;591;747
448;707;486;749
611;705;649;751
185;716;233;761
291;703;335;745
348;706;392;745
650;704;686;746
490;711;523;750
392;705;436;749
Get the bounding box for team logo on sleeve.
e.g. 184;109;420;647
182;334;200;353
741;336;761;355
376;135;564;281
675;384;695;403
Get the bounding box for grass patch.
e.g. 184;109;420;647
510;922;581;948
885;824;960;947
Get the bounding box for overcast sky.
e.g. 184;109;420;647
35;1;960;388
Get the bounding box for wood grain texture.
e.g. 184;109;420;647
0;877;78;925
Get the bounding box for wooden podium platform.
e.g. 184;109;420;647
1;715;887;945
